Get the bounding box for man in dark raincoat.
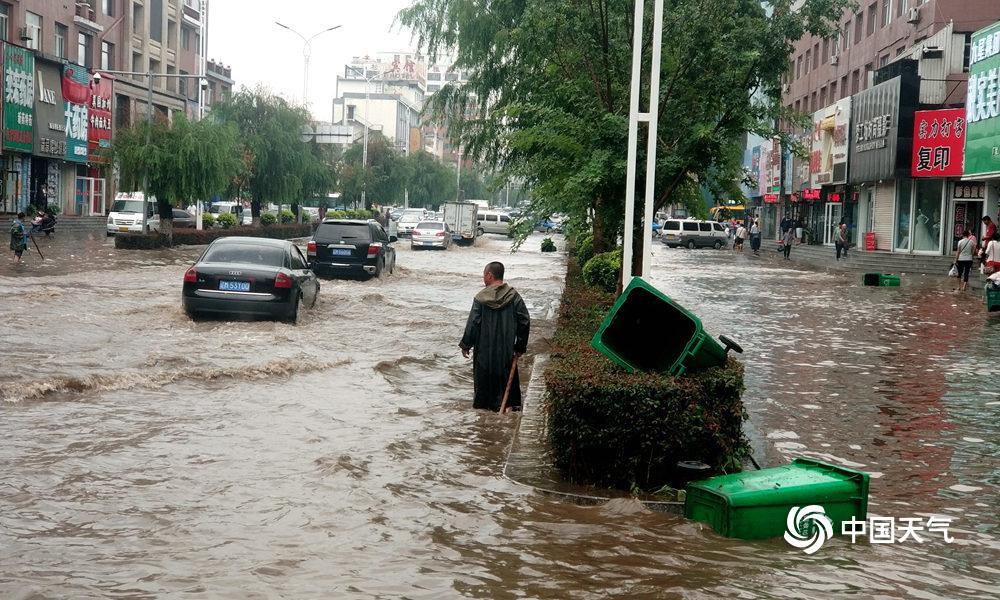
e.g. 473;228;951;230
460;261;531;412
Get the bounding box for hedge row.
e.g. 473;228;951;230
114;223;315;250
544;258;750;491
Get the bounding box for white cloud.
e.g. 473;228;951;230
208;0;416;120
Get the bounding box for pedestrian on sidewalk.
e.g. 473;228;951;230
735;223;748;253
980;216;996;261
9;212;28;264
954;229;976;292
983;232;1000;275
749;219;762;255
782;226;795;260
459;261;531;412
835;223;850;261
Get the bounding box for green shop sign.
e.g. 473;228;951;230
965;21;1000;178
3;43;34;153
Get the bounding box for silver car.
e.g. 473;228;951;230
410;221;453;250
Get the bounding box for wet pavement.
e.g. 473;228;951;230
1;232;997;598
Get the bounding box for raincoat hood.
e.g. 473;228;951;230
475;282;517;309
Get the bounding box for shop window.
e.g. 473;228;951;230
895;178;912;250
0;4;8;42
912;179;943;252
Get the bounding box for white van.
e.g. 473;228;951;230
106;192;155;235
661;219;728;249
210;201;252;225
477;210;512;235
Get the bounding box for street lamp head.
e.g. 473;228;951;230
200;78;209;90
92;71;101;84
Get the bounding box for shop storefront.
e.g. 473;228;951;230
962;20;1000;228
811;98;852;245
848;72;919;253
2;42;34;213
911;108;969;253
84;73;114;216
63;63;92;215
32;56;71;214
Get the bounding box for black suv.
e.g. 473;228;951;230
308;219;397;279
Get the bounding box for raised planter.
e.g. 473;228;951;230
114;223;314;250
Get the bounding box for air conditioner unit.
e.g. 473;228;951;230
830;55;839;66
907;7;921;23
18;26;30;42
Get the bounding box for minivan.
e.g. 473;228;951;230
477;211;512;235
661;219;728;249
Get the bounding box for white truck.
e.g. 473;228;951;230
442;201;480;245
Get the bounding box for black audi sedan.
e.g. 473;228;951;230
182;237;319;322
307;219;397;279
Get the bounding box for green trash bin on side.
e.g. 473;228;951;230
590;276;741;376
985;286;1000;312
863;273;900;287
683;458;870;540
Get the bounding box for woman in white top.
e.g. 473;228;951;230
954;229;976;292
984;233;1000;274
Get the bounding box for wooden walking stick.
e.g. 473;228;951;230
30;235;43;260
498;356;519;414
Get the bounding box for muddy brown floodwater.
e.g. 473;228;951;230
0;232;997;598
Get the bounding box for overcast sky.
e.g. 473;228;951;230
208;0;417;121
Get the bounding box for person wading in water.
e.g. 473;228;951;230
459;261;531;412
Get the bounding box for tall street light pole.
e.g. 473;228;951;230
274;22;341;111
361;71;380;209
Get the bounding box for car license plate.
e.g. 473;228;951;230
119;227;130;232
330;248;352;256
219;280;251;292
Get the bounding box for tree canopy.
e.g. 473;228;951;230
399;0;849;269
113;114;239;234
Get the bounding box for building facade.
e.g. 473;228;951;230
775;0;1000;257
0;0;222;216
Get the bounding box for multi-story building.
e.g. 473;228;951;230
0;0;215;216
767;0;1000;259
204;58;231;108
332;53;425;155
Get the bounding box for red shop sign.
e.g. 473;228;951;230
911;108;965;178
829;193;842;202
802;189;821;201
763;194;779;203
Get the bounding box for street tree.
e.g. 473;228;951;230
399;0;850;275
338;132;407;208
211;88;318;223
113;114;239;238
403;150;457;209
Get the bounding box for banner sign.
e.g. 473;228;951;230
33;58;66;159
3;43;34;152
810;98;851;187
88;73;113;163
62;64;90;163
912;108;965;177
964;21;1000;178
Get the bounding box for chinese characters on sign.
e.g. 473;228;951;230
953;183;986;199
3;42;35;152
855;113;892;152
912;109;966;177
88;75;114;162
841;515;955;545
963;22;1000;178
62;65;90;163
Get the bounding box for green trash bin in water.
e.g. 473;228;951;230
684;458;870;540
862;273;900;287
590;277;742;376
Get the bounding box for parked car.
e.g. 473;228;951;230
535;218;559;233
308;219;397;279
477;210;513;235
661;219;729;249
210;201;252;225
396;210;425;237
106;193;155;235
149;208;196;232
411;221;453;250
182;237;319;323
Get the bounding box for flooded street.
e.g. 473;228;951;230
1;234;998;598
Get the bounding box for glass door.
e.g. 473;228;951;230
75;178;90;216
824;202;842;245
91;178;105;215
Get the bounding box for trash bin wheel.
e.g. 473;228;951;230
719;334;743;355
